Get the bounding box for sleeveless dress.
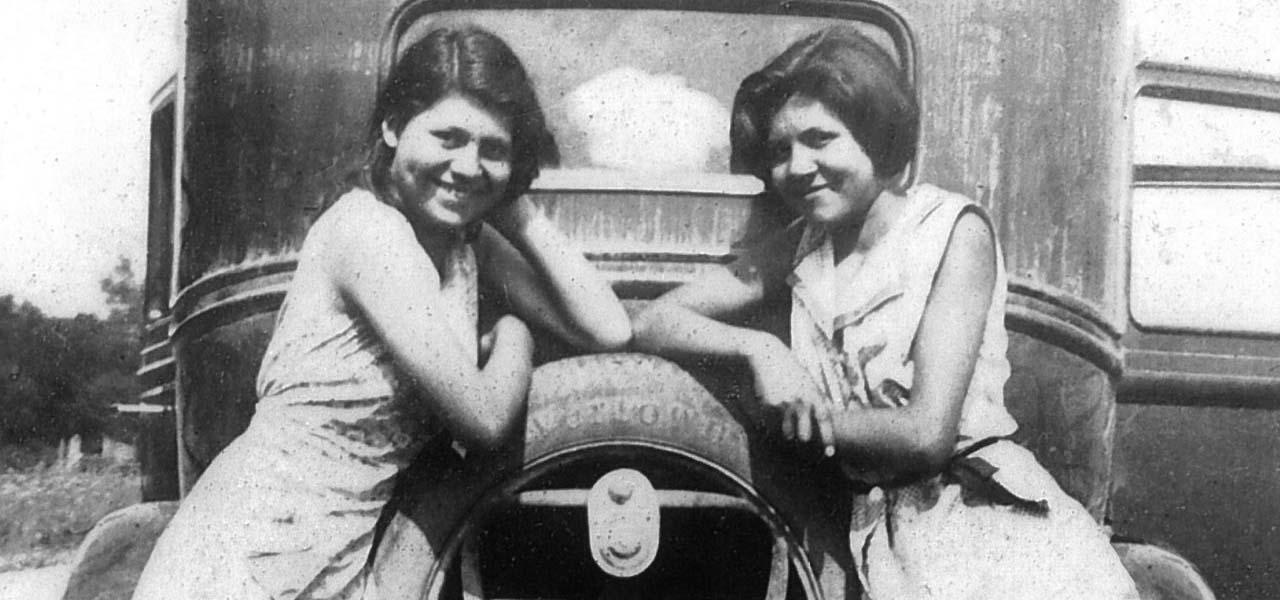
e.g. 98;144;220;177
132;190;478;600
788;185;1139;599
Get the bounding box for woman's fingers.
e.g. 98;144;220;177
813;402;836;457
478;330;497;363
795;401;813;443
779;402;795;441
493;314;532;343
774;400;837;457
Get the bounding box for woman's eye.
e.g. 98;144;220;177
479;139;511;162
798;130;837;148
767;141;791;164
433;129;468;149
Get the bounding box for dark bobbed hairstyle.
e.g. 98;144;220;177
367;26;559;206
731;26;919;183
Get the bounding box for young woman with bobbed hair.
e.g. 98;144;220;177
133;26;629;600
633;26;1138;599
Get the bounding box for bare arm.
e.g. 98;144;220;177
789;210;996;477
631;269;784;359
323;202;533;451
478;197;631;352
631;225;824;407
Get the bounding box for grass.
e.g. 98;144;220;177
0;458;141;573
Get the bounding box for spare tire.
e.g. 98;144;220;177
382;353;855;600
523;353;752;478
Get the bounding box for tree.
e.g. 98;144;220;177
0;257;143;453
101;257;142;327
89;256;144;439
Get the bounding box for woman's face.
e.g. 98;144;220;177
767;94;883;230
383;93;513;231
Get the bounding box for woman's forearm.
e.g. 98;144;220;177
497;212;631;351
456;315;534;450
827;404;956;478
631;298;780;363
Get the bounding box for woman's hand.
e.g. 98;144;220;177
480;314;533;367
744;336;824;408
743;337;837;456
778;399;837;457
485;195;539;241
477;197;632;352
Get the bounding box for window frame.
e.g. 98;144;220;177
1121;61;1280;408
378;0;918;187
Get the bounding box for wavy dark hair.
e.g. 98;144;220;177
731;26;918;183
367;26;558;206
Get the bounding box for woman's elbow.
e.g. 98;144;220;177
627;301;673;352
582;318;632;352
451;395;526;452
901;428;957;476
455;417;518;453
909;440;955;476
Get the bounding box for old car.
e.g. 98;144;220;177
70;1;1280;598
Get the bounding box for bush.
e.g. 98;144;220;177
0;444;57;473
0;460;141;572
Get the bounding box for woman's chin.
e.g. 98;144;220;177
414;202;475;229
803;208;847;227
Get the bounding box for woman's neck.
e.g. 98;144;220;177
413;221;465;274
829;188;904;264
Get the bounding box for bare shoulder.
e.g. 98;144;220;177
936;208;996;293
307;192;416;265
947;209;995;260
313;190;413;248
308;190;434;286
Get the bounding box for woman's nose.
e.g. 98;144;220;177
449;144;483;179
786;145;818;177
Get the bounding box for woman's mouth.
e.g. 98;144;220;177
429;177;486;197
794;184;827;202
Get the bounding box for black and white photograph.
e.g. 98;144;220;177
1;1;1277;599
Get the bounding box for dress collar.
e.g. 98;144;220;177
788;187;947;336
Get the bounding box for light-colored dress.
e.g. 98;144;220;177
788;185;1139;599
132;189;477;600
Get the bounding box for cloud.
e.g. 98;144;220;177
565;67;730;172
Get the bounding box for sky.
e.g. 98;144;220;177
0;0;178;317
0;0;1275;318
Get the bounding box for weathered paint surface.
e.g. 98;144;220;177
1112;403;1280;600
1005;332;1115;519
891;0;1129;329
174;313;274;485
178;0;387;288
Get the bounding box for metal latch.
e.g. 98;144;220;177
587;468;660;578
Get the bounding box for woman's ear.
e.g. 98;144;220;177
883;167;910;195
381;119;400;148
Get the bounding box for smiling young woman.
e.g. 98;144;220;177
632;26;1139;599
131;26;629;600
